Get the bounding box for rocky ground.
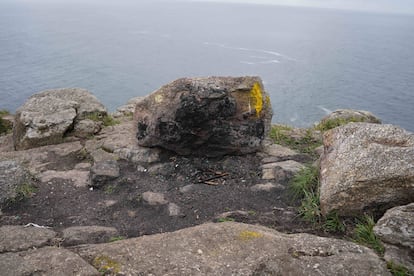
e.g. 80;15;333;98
1;82;412;275
0;117;317;239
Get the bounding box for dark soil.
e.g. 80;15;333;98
1;149;322;239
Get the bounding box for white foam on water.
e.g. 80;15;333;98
203;41;295;63
317;105;332;115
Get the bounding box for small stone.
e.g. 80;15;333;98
179;184;196;193
90;160;120;187
142;191;168;206
168;203;183;217
262;144;299;160
62;226;119;246
74;162;92;170
251;183;284;192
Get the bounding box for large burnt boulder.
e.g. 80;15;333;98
134;76;273;157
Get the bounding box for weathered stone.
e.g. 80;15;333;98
382;244;414;272
320;123;414;216
0;225;57;253
0;252;34;276
73;119;102;138
39;169;90;187
318;109;381;128
374;203;414;250
168;203;183;217
262;143;299;160
250;182;284;192
0;161;34;209
114;147;161;164
113;96;144;118
142;191;168;206
89;148;118;163
90;160;120;187
134;76;272;157
148;162;175;176
13;88;107;150
179;184;196;193
74;222;389;275
1;247;100;275
261;160;305;180
374;203;414;271
62;226;119;246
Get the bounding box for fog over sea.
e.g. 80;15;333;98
1;0;413;131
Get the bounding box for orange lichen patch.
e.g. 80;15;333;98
250;82;263;117
238;230;264;241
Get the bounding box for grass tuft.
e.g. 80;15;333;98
290;165;322;223
353;215;384;255
16;182;37;200
323;211;346;233
387;261;413;276
290;166;319;200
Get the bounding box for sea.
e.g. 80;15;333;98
1;0;413;131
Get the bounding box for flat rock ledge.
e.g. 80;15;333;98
73;222;389;275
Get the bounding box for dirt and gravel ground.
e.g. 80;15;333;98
0;144;321;239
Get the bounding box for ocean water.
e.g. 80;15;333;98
1;1;413;131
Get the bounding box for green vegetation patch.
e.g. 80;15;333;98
353;215;384;255
109;236;125;242
269;125;322;157
85;112;120;127
217;217;235;223
323;211;346;233
16;182;37;199
387;261;413;276
289;165;322;224
315;116;378;132
0;110;12;135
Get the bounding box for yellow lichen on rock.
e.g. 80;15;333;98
154;94;163;104
250;82;263;117
238;230;263;241
92;255;121;275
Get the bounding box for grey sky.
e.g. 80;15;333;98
190;0;414;15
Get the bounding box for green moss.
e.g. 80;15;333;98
104;185;118;195
85;113;120;127
217;217;235;223
315;116;375;132
109;236;125;242
353;215;384;255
